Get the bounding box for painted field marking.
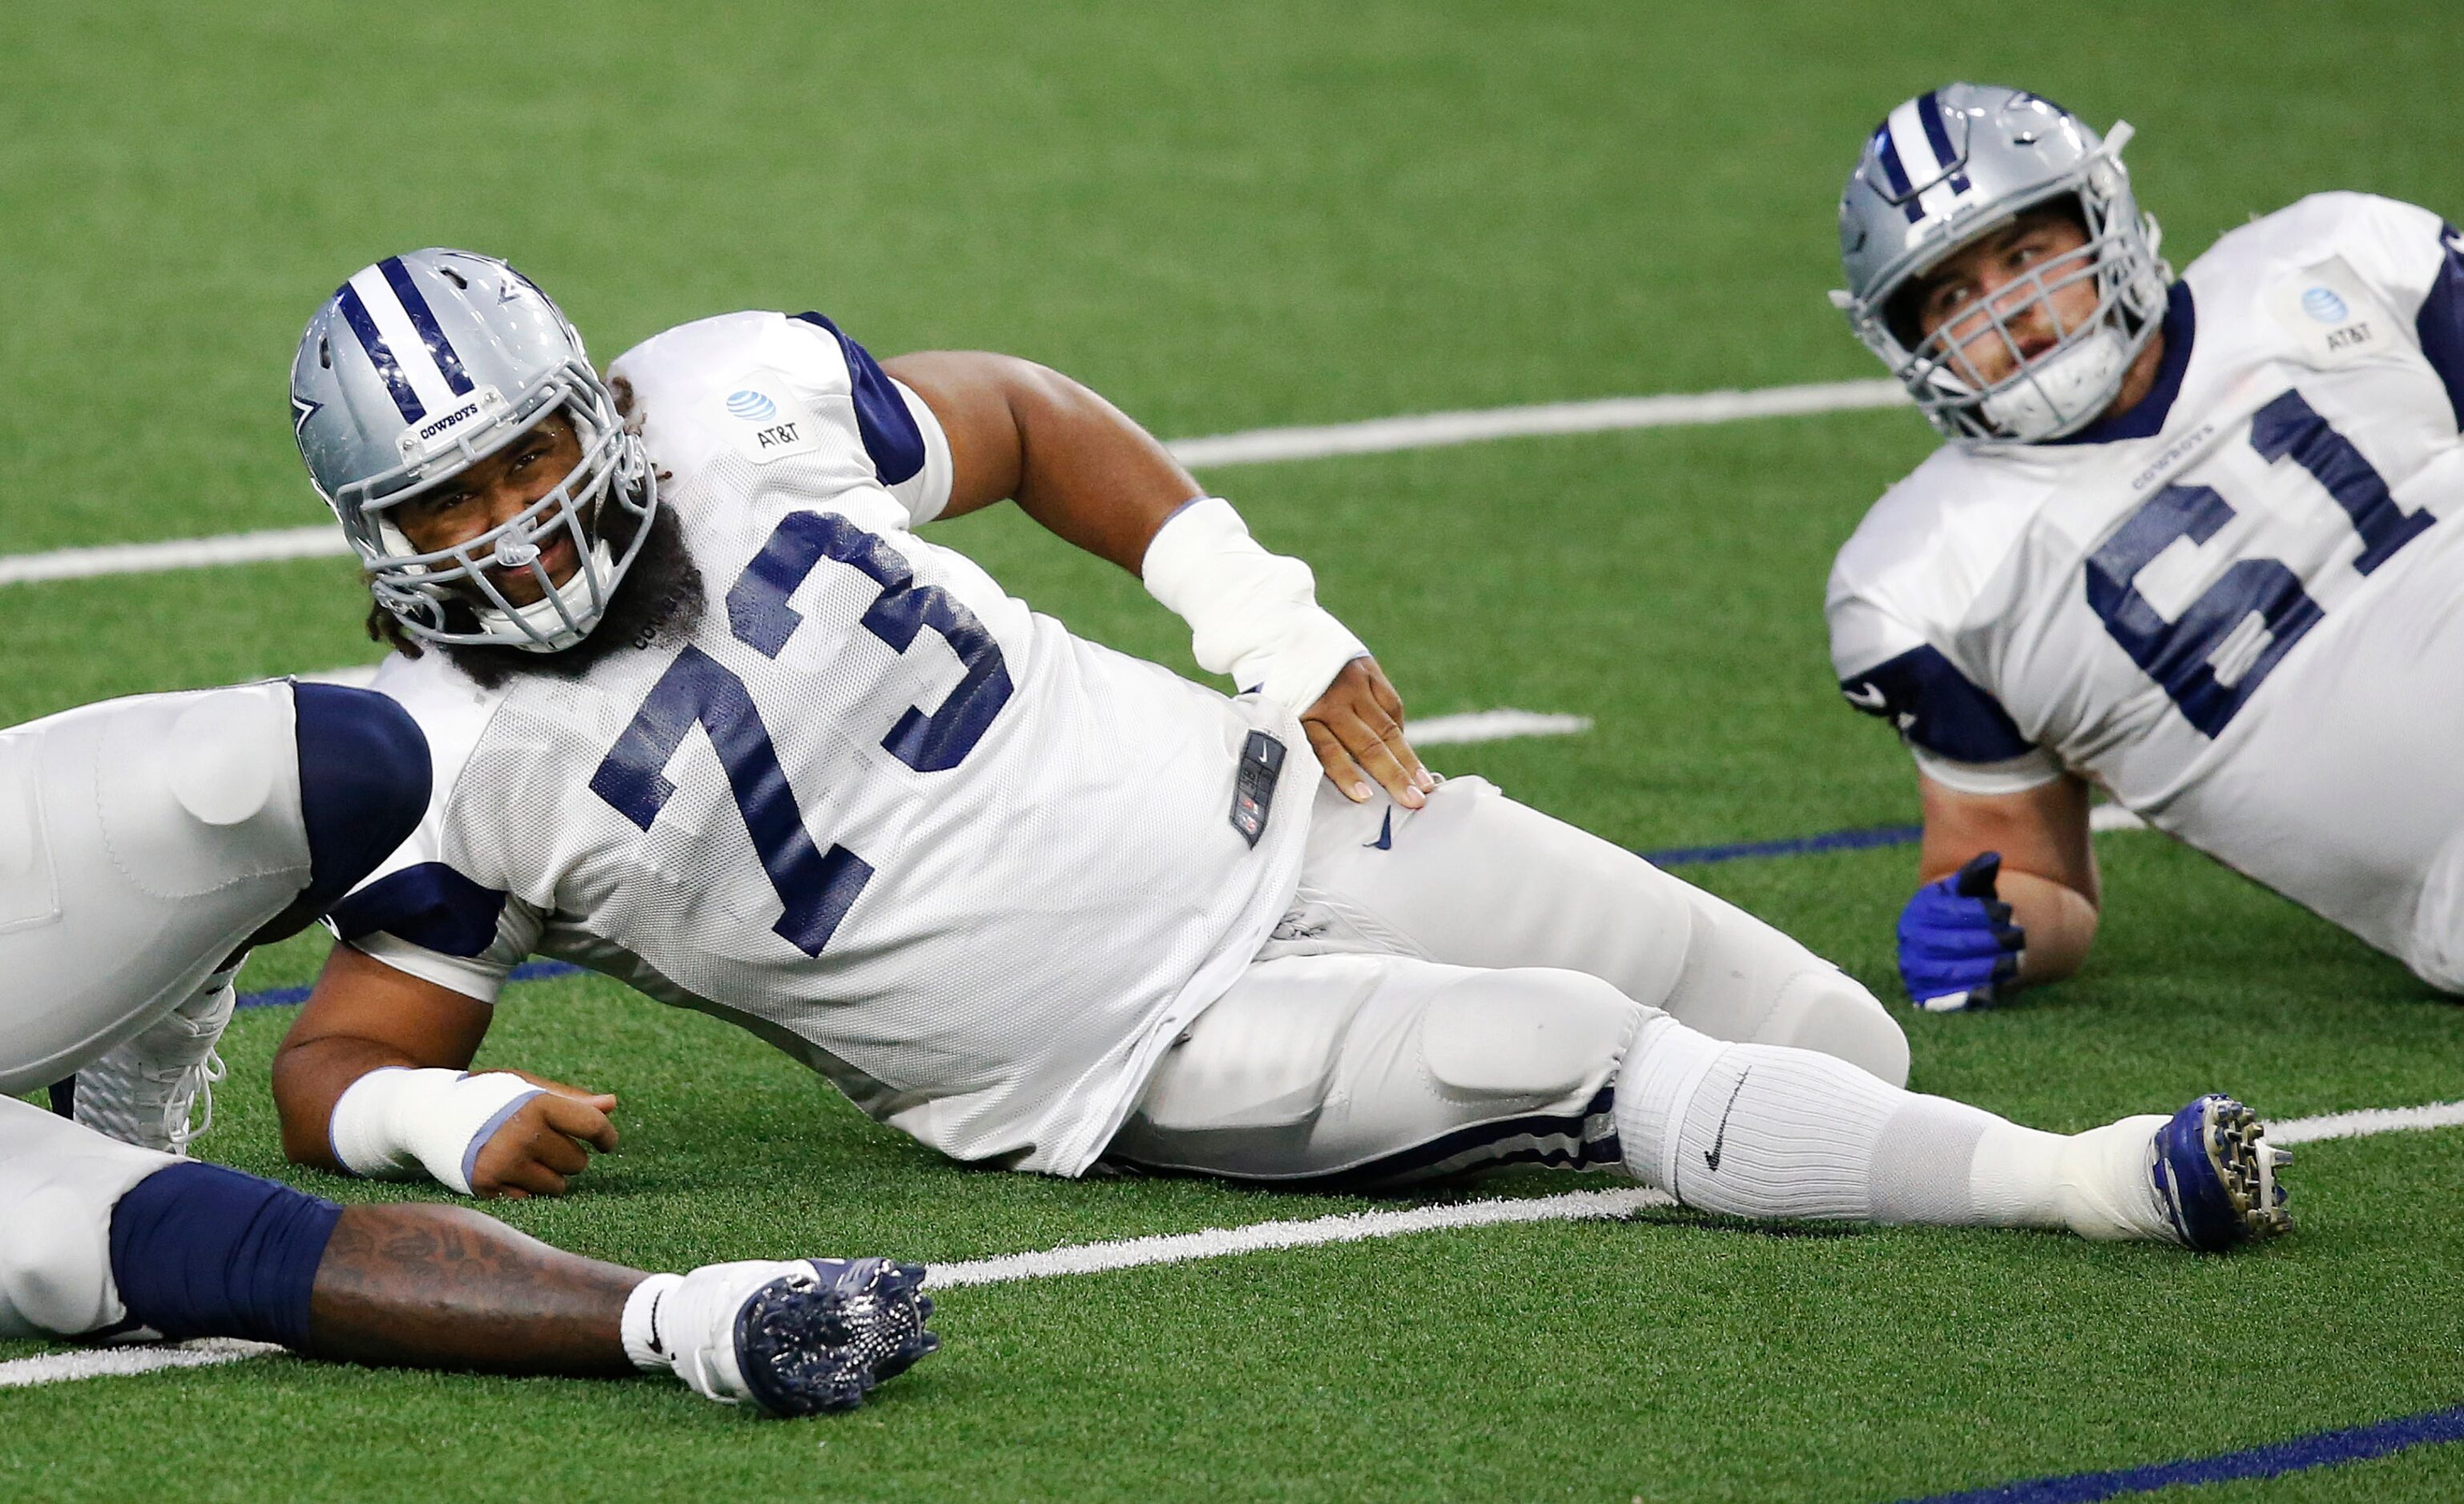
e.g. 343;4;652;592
6;1096;2454;1392
1408;709;1591;745
1164;378;1909;468
1898;1401;2464;1503
928;1186;1673;1289
0;1337;280;1390
0;526;346;588
0;379;1910;589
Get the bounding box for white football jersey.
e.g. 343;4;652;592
1829;194;2464;986
334;311;1314;1175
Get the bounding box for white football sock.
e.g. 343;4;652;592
1614;1017;2168;1238
622;1261;809;1405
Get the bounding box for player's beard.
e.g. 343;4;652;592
441;502;706;690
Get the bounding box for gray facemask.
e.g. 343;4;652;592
1830;85;2172;444
290;249;661;652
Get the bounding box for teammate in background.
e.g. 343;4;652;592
273;249;2284;1250
2;681;932;1414
1827;85;2464;1011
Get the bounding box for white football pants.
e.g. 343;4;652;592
0;1094;175;1338
0;682;311;1096
1108;775;1908;1183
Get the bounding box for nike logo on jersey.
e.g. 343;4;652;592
1840;682;1890;714
1703;1071;1752;1172
1364;810;1393;850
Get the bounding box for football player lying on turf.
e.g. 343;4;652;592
1;680;932;1415
1827;85;2464;1011
270;250;2284;1249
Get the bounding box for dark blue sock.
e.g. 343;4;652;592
107;1163;344;1349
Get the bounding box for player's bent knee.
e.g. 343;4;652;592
292;683;433;915
1419;970;1646;1103
1;1187;123;1337
1760;971;1910;1088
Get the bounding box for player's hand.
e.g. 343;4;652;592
1897;851;2025;1011
469;1088;619;1200
505;1068;621;1112
1301;655;1435;808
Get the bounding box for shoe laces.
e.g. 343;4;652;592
164;1048;226;1155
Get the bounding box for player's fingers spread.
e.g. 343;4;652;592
1327;701;1418;803
1305;718;1372;802
1366;714;1431;799
1342;717;1424;809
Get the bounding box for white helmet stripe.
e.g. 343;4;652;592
1886;99;1942;181
346;266;465;422
1888;96;1970;221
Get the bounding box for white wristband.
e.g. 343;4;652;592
1141;497;1366;712
328;1067;545;1196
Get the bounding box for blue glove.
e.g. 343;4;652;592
1896;851;2024;1011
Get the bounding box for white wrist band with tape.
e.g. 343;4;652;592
1140;497;1367;712
328;1066;546;1196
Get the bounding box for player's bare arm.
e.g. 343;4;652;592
275;943;618;1199
1916;770;2101;987
888;349;1431;806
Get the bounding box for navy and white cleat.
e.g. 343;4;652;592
735;1257;940;1418
2149;1095;2292;1252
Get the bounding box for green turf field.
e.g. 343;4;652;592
4;2;2462;1499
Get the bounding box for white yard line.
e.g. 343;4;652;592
1164;379;1909;467
5;1094;2454;1393
0;526;346;586
2271;1099;2464;1146
0;379;1910;589
0;1337;280;1390
1408;709;1591;746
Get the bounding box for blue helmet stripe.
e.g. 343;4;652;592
1915;90;1973;194
1870;124;1925;223
333;283;425;424
379;256;476;398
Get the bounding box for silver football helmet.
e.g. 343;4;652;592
290;249;658;652
1831;85;2171;443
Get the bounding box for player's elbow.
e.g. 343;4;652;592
269;1039;344;1170
2011;876;2100;987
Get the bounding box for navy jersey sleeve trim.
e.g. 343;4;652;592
2417;222;2464;431
328;862;509;959
1838;644;2037;763
790;312;927;485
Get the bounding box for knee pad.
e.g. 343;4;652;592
95;684;308;900
1662;889;1910;1087
1761;970;1910;1088
2;1186;123;1337
1419;970;1644;1104
3;686;316;1093
292;683;432;916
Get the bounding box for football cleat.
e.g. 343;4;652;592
73;975;237;1154
734;1258;940;1418
2148;1094;2292;1252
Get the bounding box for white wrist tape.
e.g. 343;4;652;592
328;1067;545;1196
1141;497;1366;712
